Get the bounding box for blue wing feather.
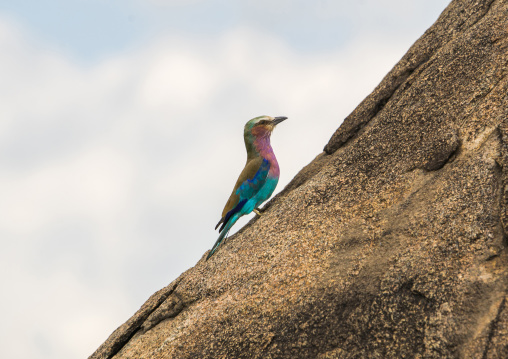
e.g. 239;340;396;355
217;159;270;232
236;158;270;199
219;198;247;232
209;158;275;260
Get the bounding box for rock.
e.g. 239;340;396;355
90;0;508;358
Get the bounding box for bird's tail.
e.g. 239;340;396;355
206;219;235;260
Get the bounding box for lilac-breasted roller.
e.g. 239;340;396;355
207;115;287;260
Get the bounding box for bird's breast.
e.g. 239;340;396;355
264;153;279;177
252;135;279;177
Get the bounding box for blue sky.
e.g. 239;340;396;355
0;1;450;358
1;0;448;61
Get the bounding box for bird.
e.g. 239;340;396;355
207;115;287;260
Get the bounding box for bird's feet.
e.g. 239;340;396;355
253;208;263;216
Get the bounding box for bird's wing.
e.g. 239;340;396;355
215;157;270;231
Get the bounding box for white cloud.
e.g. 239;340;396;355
0;264;130;359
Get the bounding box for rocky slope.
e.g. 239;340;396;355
91;0;508;357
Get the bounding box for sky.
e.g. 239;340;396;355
0;1;450;358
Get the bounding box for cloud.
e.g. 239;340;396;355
0;6;444;358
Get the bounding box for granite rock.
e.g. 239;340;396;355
90;0;508;357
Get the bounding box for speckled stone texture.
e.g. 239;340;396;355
90;0;508;358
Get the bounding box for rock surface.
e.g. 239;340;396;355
90;0;508;358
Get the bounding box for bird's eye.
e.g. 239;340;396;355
257;120;270;126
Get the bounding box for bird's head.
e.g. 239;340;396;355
244;115;287;139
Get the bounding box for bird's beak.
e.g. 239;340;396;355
272;116;288;126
